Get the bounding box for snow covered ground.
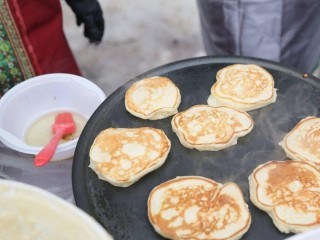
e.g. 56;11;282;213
61;0;205;97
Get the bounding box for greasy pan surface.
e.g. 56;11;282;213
72;56;320;240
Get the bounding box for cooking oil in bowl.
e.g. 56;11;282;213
25;111;87;147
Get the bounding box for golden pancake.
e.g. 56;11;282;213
281;116;320;168
249;160;320;233
125;76;181;120
89;127;171;187
148;176;251;240
171;105;253;151
208;64;277;111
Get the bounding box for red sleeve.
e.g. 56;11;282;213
8;0;81;76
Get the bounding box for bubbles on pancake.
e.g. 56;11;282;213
249;161;320;233
125;76;181;120
219;65;270;99
148;176;251;240
89;127;171;187
172;105;253;151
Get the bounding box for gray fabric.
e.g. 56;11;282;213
197;0;320;73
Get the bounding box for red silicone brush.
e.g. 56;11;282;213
34;112;76;167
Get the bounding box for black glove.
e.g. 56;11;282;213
65;0;104;44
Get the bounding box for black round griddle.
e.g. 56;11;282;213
72;56;320;240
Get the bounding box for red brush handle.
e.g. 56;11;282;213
34;129;65;167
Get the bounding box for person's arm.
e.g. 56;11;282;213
65;0;104;44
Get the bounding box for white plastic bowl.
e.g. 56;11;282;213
284;228;320;240
0;179;113;239
0;73;106;161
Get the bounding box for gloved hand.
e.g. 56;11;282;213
65;0;104;44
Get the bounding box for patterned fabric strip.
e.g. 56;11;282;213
0;0;35;96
